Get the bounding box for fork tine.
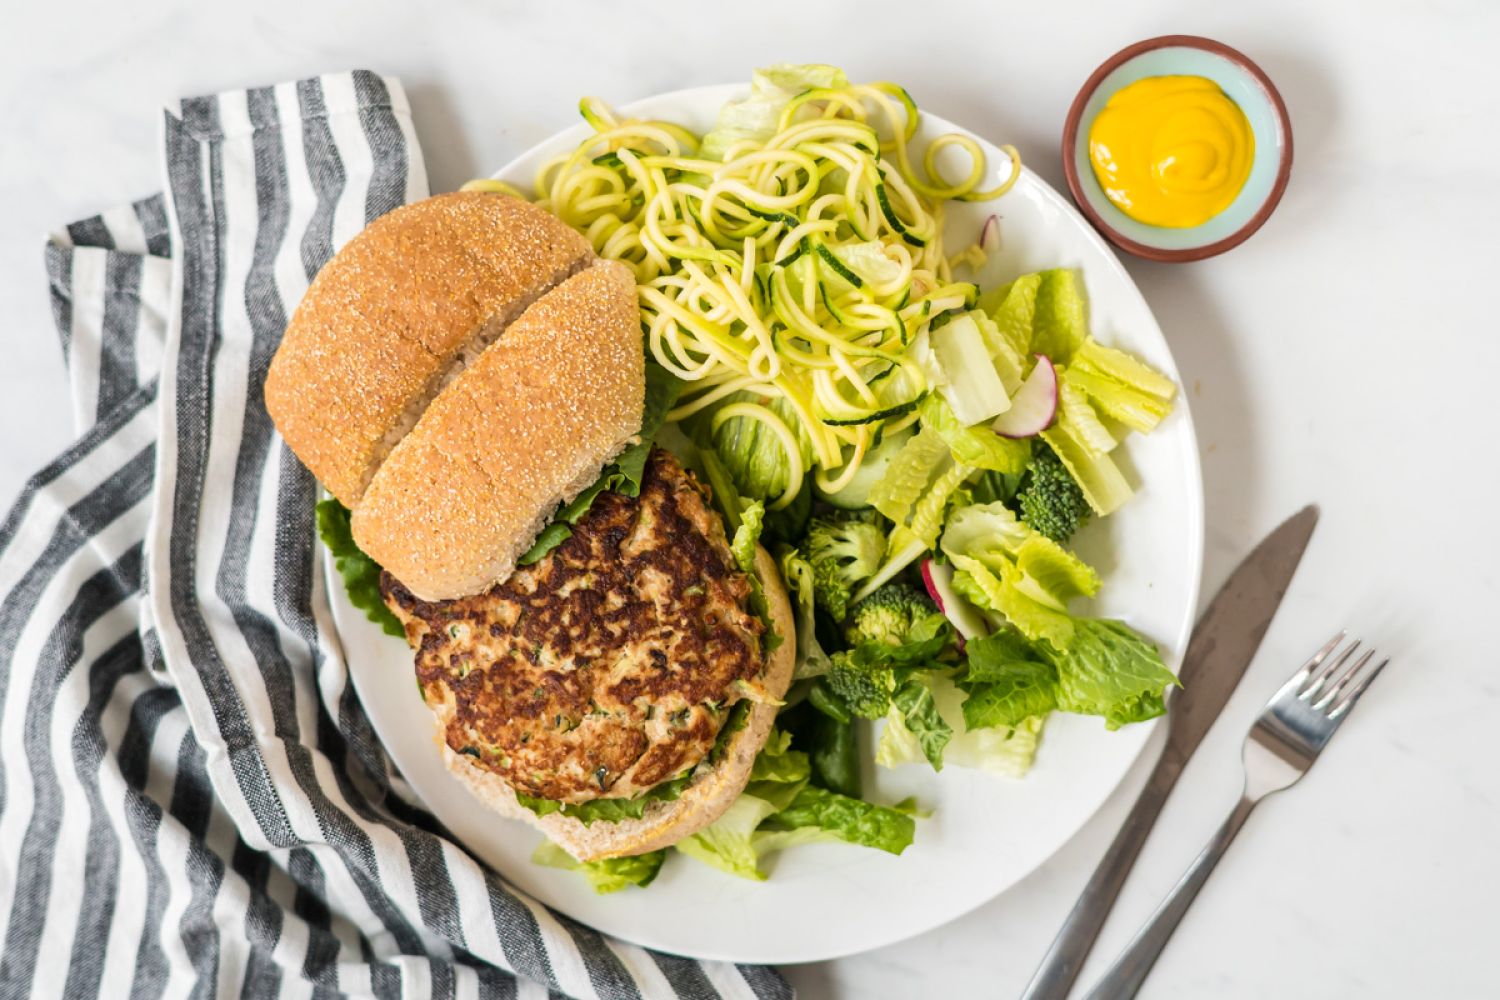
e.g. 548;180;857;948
1328;656;1390;720
1301;638;1360;702
1312;648;1375;711
1279;630;1346;697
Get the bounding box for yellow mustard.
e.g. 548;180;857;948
1087;75;1254;228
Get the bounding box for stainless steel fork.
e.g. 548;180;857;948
1083;632;1389;999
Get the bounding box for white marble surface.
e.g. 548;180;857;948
3;2;1496;997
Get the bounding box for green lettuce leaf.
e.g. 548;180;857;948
977;272;1040;360
514;772;692;826
1037;618;1177;729
700;64;850;161
777;546;834;680
1064;366;1175;435
950;555;1076;649
869;427;951;537
1030;269;1087;364
1056;371;1117;456
532;841;666;893
1072;337;1177;400
919;395;1032;474
892;678;952;769
748;729;811;785
315;499;405;638
675;793;783;880
759;786;915;855
700;393;815;508
1012;535;1101;610
731;499;765;574
958;633;1059;730
877;671;1044;778
1039;420;1134;517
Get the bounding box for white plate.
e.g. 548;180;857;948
327;84;1204;965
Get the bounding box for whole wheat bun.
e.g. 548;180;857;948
265;191;592;508
438;546;797;861
350;259;643;601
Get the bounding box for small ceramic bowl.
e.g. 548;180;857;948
1062;35;1293;262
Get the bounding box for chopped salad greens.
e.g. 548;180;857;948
373;63;1185;891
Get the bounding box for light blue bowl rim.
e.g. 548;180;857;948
1061;35;1293;262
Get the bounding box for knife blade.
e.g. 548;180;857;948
1020;504;1318;1000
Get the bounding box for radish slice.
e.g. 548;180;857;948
921;559;990;643
991;355;1058;439
979;214;999;250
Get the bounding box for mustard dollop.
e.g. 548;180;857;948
1088;75;1254;228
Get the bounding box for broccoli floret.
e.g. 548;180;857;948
802;512;886;621
1017;444;1091;543
823;653;898;719
844;582;937;647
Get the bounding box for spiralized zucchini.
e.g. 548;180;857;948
480;81;1021;509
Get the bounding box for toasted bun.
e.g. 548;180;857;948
265;191;592;507
350;260;643;601
438;546;796;860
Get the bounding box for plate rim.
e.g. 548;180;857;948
333;81;1204;964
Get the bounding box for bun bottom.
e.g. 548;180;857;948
436;545;796;861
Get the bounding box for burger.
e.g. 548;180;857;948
265;191;795;861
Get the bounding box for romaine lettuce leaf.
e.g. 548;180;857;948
958;633;1059;730
731;499;765;574
950;555;1076;649
1030;269;1087;364
1064;367;1174;435
1040;420;1134;517
919;395;1032;474
1057;371;1117;456
1036;618;1177;729
941;501;1031;560
892;678;952;769
532;842;666;893
701;393;814;505
675;793;782;880
748;729;811;785
315;499;405;638
877;671;1044;778
514;772;692;826
827;241;904;288
977;272;1040;360
869;427;950;534
777;546;835;680
1012;536;1101;610
1072;337;1177;400
932;313;1012;425
970;309;1027;393
700;64;850;161
758;786;915;855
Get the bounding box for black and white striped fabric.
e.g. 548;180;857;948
1;70;792;1000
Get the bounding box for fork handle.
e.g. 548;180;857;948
1083;794;1259;999
1021;748;1187;1000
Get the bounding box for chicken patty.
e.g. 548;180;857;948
381;448;766;803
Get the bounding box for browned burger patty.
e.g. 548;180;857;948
382;448;767;804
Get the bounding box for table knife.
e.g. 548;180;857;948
1020;505;1319;999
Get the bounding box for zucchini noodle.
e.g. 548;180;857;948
506;80;1022;506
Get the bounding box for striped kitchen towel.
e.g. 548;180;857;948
0;70;792;1000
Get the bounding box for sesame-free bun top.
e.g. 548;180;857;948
265;191;593;507
351;260;645;601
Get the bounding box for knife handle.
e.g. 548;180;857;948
1019;746;1186;1000
1083;794;1257;999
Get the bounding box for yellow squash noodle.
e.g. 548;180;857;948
513;81;1021;506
